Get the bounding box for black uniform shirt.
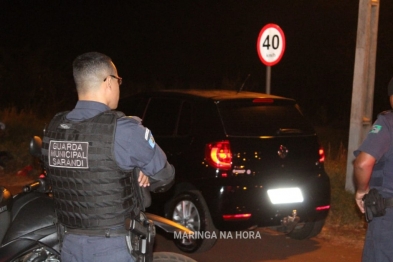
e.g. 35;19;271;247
66;100;167;177
354;111;393;196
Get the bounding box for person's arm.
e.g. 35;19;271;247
354;151;376;213
137;163;175;188
115;116;174;190
138;170;150;187
148;161;175;192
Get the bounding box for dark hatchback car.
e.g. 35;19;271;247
118;90;330;253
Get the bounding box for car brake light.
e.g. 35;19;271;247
319;147;325;163
253;98;274;103
205;140;232;170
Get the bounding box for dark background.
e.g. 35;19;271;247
1;0;393;127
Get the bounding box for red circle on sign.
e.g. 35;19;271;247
256;24;286;66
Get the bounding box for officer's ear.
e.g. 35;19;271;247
104;75;112;88
102;76;114;95
390;95;393;109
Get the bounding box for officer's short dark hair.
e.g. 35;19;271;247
72;52;113;91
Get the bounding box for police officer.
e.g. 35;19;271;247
354;77;393;262
41;52;174;262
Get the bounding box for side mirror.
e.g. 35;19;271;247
29;136;42;158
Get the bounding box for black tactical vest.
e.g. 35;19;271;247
42;110;141;229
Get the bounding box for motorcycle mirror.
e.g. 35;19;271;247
29;136;42;158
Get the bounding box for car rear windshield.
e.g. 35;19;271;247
217;99;315;137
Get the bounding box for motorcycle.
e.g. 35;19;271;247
0;136;196;262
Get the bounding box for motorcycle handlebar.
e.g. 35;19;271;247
23;178;46;193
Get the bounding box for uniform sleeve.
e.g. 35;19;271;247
355;114;392;162
114;116;168;177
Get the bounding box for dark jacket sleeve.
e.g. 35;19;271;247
149;161;175;193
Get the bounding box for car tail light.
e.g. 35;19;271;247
315;205;330;211
222;213;252;221
205;140;232;170
319;146;325;163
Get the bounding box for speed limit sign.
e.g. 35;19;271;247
257;24;286;66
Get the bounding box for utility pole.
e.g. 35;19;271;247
345;0;380;192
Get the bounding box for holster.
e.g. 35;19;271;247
56;221;65;251
362;188;386;223
134;168;151;211
125;212;155;262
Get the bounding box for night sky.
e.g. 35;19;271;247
1;0;393;126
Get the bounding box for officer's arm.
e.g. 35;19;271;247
354;151;375;213
138;171;150;187
148;161;175;193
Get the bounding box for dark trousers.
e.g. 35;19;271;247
61;234;134;262
363;208;393;261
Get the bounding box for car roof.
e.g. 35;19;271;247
132;89;295;102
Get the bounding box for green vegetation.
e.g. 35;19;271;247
0;109;365;230
0;108;48;186
315;126;365;230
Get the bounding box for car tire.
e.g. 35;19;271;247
167;190;218;253
287;219;325;240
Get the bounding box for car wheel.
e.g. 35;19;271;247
287;219;325;240
167;190;218;253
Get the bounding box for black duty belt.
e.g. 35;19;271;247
65;226;128;238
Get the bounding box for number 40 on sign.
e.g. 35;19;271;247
256;24;286;66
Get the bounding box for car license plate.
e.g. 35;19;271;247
267;187;304;204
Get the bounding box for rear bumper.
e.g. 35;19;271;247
197;172;331;231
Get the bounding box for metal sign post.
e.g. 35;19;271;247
256;24;286;94
266;66;271;95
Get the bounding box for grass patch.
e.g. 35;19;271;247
0;107;48;185
315;126;366;230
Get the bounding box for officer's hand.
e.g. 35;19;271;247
138;171;150;187
355;190;367;213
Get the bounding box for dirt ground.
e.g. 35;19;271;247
317;224;365;250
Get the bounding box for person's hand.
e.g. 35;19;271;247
355;190;368;213
138;170;150;187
